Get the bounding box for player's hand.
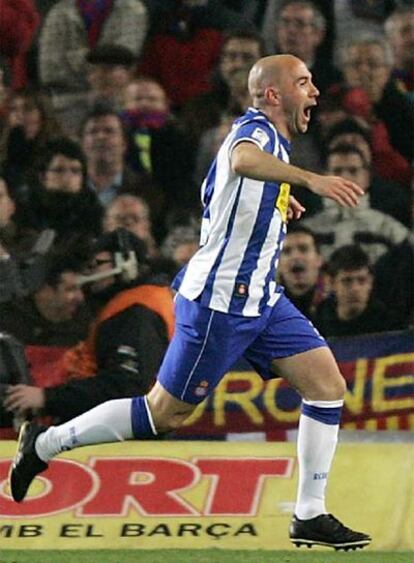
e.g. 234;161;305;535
309;174;364;207
287;195;306;221
3;385;45;414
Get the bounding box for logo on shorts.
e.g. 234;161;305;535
194;380;209;398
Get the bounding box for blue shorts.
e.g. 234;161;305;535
157;293;327;404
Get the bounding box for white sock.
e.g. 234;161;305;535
295;399;343;520
35;399;133;462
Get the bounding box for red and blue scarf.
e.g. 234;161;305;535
76;0;114;48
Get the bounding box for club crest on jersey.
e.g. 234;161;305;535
234;283;249;297
194;380;209;397
252;127;269;148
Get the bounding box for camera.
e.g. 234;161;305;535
0;229;55;303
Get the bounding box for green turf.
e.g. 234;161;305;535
0;550;412;563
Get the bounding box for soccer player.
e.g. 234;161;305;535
9;55;371;551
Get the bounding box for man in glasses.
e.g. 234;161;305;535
181;29;265;147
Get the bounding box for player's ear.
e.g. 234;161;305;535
264;86;280;106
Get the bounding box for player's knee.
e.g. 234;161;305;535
331;374;347;400
306;371;346;401
147;383;196;433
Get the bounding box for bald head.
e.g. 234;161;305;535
248;54;304;108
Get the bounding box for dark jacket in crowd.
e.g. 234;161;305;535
0;297;91;347
314;296;401;338
15;184;104;241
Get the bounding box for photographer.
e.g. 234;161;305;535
3;229;175;423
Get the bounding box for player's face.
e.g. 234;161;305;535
279;232;322;295
279;60;319;136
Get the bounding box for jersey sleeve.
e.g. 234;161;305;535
230;119;275;155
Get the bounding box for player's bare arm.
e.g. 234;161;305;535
231;142;364;208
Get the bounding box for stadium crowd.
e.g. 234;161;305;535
0;0;413;428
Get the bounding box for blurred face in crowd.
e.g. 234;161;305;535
104;195;152;242
123;80;168;112
0;179;15;227
342;43;391;103
332;267;373;320
42;154;84;193
386;11;414;70
279;231;323;296
7;93;42;139
227;67;252;110
328;132;372;165
87;63;133;98
173;241;199;266
86;250;116;294
35;272;84;322
276;3;324;63
220;38;262;85
327;152;370;192
81;114;127;166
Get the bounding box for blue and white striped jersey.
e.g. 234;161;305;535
173;108;291;317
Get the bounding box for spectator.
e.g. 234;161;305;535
3;229;175;423
278;224;325;320
120;76;198;230
86;44;136;109
80;105;154;208
303;143;412;264
269;1;342;177
138;1;226;108
38;0;148;135
385;5;414;98
325;120;412;227
261;0;335;63
0;238;92;346
0;175;37;256
180;29;265;147
0;89;61;194
103;194;158;257
338;36;414;185
314;244;401;337
194;66;252;183
161;224;200;271
0;0;40;90
14;137;104;242
374;239;414;329
333;0;396;61
273;0;342;96
52;44;138;137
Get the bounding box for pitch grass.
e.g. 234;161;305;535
0;551;412;563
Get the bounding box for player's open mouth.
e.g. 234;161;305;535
303;105;313;121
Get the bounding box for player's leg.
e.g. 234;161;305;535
244;294;371;550
10;296;257;502
271;347;345;520
271;347;370;550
